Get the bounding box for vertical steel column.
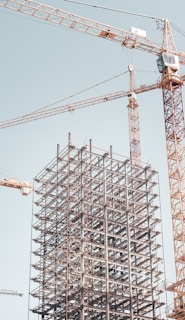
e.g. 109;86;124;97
103;153;110;319
125;160;133;320
80;146;86;320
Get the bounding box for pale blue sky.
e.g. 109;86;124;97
0;0;185;319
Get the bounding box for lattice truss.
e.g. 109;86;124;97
162;84;185;317
29;140;165;320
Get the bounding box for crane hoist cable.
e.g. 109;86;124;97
62;0;163;21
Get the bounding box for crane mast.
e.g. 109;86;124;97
127;64;141;165
1;1;185;318
157;20;185;319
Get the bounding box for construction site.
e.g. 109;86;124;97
29;135;164;319
0;1;185;320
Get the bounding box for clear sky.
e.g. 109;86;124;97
0;0;185;319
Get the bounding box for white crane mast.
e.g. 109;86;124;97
127;64;141;165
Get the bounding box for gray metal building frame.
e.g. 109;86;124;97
30;137;164;320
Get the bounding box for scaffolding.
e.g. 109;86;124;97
29;136;165;320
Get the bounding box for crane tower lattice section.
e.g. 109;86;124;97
162;82;185;318
30;138;164;320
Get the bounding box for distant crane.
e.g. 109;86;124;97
0;289;23;297
0;178;33;196
0;178;32;299
1;0;185;318
0;179;31;301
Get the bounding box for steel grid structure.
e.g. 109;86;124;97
29;138;165;320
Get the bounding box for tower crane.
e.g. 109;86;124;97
0;289;23;297
1;0;185;318
0;177;33;195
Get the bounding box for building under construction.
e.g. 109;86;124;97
29;136;165;320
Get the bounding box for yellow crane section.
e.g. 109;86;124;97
0;178;33;196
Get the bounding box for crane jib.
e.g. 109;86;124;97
1;0;185;63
